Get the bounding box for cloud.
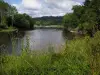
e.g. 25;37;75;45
13;0;85;17
73;0;85;3
21;0;41;9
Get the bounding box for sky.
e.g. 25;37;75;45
5;0;85;17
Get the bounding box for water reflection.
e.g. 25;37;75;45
0;29;75;54
0;32;24;54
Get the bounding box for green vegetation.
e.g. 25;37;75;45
0;26;17;32
9;13;34;29
63;0;100;36
34;16;63;26
34;25;64;29
0;0;34;31
1;31;100;75
0;0;100;75
63;13;78;30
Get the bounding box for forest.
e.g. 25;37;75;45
0;0;34;31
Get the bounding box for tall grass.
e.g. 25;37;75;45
0;31;100;75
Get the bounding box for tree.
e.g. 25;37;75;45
71;0;100;36
13;14;29;28
84;0;91;7
13;14;34;29
23;13;34;29
0;0;9;28
89;0;100;30
6;6;18;27
63;13;78;30
0;0;34;30
79;0;100;36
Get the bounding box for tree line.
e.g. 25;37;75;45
34;16;63;26
1;0;100;33
63;0;100;37
0;0;34;30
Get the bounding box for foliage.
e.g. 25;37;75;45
0;0;9;12
0;0;34;30
63;5;84;30
8;13;34;29
23;14;34;29
0;0;9;28
63;13;78;30
89;31;100;74
63;0;100;36
34;16;63;25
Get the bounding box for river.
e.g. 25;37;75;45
0;29;74;54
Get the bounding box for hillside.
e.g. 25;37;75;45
33;16;63;25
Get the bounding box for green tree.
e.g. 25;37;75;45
13;14;34;29
65;0;100;36
72;5;84;21
63;13;78;30
7;6;18;27
23;13;34;29
78;0;100;36
13;14;29;28
84;0;91;7
89;0;100;30
0;0;9;28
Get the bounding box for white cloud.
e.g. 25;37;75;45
21;0;41;9
13;0;85;17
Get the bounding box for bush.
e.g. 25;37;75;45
89;31;100;75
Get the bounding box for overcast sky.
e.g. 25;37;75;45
5;0;85;17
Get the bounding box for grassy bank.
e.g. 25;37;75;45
0;27;18;32
34;25;64;29
0;31;100;75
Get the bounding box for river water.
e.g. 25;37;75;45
0;29;74;54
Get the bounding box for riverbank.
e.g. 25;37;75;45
34;25;64;29
1;31;100;75
0;27;18;32
0;27;34;32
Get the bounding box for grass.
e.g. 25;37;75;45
0;27;17;32
0;31;100;75
34;25;64;29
